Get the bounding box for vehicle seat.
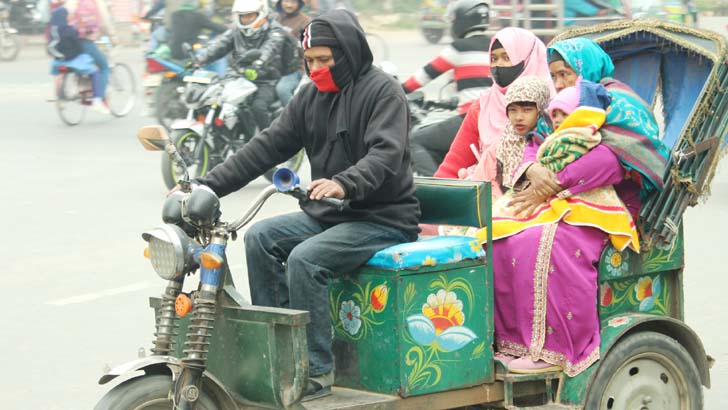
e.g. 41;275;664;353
365;177;490;269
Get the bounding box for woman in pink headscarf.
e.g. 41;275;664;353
434;27;555;198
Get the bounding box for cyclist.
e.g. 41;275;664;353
71;0;115;114
402;0;492;176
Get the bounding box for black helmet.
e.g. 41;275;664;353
450;0;490;39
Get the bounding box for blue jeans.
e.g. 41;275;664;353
80;40;109;99
244;212;410;376
148;26;167;53
275;71;302;105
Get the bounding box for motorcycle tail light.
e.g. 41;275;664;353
146;58;167;73
164;71;177;78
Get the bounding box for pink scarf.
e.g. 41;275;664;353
470;28;555;195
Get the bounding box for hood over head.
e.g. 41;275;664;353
301;9;373;82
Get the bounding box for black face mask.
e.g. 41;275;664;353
492;61;525;88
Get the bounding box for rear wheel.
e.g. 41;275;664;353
55;72;88;126
93;374;219;410
107;63;137;117
0;32;20;61
585;331;703;410
161;130;211;189
155;79;186;131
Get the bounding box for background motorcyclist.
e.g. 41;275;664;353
197;0;286;131
274;0;310;104
402;0;492;176
168;0;227;60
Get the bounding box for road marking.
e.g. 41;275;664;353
47;282;152;306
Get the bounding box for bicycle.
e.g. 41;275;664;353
54;37;137;126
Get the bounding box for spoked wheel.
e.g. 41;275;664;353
585;331;703;410
55;72;88;126
107;63;137;117
0;33;20;61
93;374;219;410
161;130;211;189
155;79;186;131
263;149;306;182
365;32;390;63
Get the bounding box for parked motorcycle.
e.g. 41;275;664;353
0;2;20;61
161;48;304;189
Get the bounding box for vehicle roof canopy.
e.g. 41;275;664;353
552;19;728;245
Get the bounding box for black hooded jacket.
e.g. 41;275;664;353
196;10;421;239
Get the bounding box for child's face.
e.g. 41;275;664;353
551;109;568;129
507;104;539;136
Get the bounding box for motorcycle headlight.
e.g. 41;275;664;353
142;224;199;280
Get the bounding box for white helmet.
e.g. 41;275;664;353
232;0;269;37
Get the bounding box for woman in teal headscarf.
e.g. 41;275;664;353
545;37;668;205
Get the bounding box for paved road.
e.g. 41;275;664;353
0;27;725;410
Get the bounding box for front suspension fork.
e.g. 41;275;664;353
174;233;228;410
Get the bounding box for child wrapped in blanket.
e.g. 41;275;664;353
476;75;640;252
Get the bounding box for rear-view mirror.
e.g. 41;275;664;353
137;125;170;151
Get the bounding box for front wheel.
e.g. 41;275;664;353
93;374;219;410
585;331;703;409
0;32;20;61
161;130;212;189
55;72;88;126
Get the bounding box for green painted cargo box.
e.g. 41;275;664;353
330;256;493;397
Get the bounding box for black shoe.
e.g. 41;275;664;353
301;378;332;402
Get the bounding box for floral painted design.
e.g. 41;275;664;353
407;289;477;351
330;281;386;340
604;247;629;277
370;284;388;313
600;283;614;307
635;275;662;312
339;300;362;336
599;273;669;317
607;316;630;328
403;275;478;389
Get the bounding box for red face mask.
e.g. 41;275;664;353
309;66;340;93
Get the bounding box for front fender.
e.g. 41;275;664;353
170;119;204;136
98;356;239;410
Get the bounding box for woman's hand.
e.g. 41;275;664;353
508;186;547;217
525;163;562;197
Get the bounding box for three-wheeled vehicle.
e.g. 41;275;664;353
95;19;726;410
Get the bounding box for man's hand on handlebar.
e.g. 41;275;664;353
308;179;345;200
